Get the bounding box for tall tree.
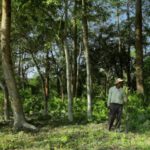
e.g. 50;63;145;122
72;0;78;98
135;0;144;94
64;0;73;122
30;50;50;116
44;50;50;115
1;0;37;130
126;0;131;88
116;1;123;78
82;0;92;120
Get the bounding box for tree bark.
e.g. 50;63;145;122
75;43;82;97
64;0;73;122
126;0;131;88
72;0;78;98
50;50;64;101
1;0;37;131
43;50;50;116
82;0;92;120
0;80;10;121
116;3;123;78
135;0;144;94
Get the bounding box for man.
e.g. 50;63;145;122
107;78;127;131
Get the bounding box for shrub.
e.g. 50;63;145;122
124;92;150;132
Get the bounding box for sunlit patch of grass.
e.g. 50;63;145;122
0;122;150;150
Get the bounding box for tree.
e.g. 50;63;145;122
1;0;37;131
116;1;123;78
135;0;144;94
64;0;73;122
30;49;50;116
126;0;131;88
72;0;78;98
0;80;10;121
82;0;92;120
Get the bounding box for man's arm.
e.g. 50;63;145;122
107;88;112;107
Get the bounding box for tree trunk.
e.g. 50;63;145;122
43;50;50;116
75;43;82;97
82;0;92;120
64;0;73;122
1;0;37;131
72;0;78;98
0;81;10;121
57;75;64;101
3;83;10;121
50;50;64;101
135;0;144;94
30;51;49;115
17;52;22;87
116;3;123;78
126;0;131;88
57;74;64;100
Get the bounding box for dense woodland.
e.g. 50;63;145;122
0;0;150;149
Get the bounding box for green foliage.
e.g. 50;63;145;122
20;88;43;115
48;97;108;123
93;99;108;122
20;93;108;123
45;0;61;5
144;57;150;98
49;97;67;121
24;95;43;115
73;98;87;122
124;93;150;132
19;89;150;133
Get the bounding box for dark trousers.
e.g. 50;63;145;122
108;103;123;130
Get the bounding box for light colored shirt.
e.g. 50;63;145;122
107;86;127;107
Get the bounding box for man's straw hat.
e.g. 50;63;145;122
115;78;124;85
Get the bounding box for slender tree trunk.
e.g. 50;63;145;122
57;75;63;99
50;50;64;101
1;0;37;131
135;0;144;94
64;0;73;122
72;0;78;98
43;50;50;116
126;0;131;88
17;52;22;87
82;0;92;120
60;75;64;101
75;43;82;97
0;81;10;121
57;74;64;101
21;54;26;89
30;51;49;115
17;52;26;89
116;3;123;78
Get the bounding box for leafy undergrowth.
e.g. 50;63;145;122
0;120;150;150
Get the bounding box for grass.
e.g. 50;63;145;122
0;119;150;150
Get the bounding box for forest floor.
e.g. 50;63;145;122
0;118;150;150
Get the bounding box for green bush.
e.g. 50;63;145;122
49;97;67;120
20;88;43;115
73;98;87;122
124;92;150;132
16;87;150;133
93;99;108;122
